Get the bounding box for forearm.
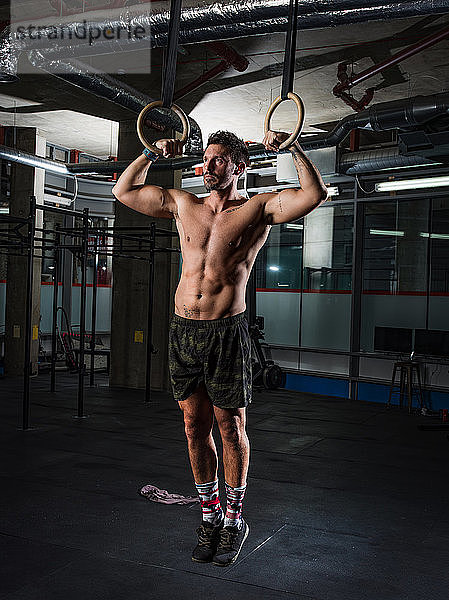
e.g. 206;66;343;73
289;142;328;201
112;154;153;199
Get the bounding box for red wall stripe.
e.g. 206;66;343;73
0;281;447;296
256;287;449;296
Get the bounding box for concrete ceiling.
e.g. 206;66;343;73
1;4;449;156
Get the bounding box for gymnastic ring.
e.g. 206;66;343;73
264;92;305;150
136;100;190;155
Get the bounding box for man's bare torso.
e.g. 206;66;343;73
172;191;271;320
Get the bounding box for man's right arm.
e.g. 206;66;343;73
111;139;183;219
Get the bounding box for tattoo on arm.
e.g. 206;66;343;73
277;193;283;213
290;147;308;182
289;145;324;191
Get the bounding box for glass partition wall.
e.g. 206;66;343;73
252;172;449;404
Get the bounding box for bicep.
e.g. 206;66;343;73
115;185;176;219
262;188;326;225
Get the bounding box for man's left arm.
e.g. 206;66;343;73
261;132;329;225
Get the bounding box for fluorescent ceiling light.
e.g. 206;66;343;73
370;229;405;237
420;232;449;239
285;223;303;230
377;162;442;172
375;175;449;192
269;266;280;271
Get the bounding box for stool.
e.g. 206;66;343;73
388;361;424;413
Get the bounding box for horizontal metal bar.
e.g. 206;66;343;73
0;214;30;224
35;204;84;218
269;343;449;365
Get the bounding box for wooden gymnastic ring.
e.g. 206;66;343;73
136;100;190;155
264;92;305;150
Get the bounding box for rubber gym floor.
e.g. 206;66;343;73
1;373;449;600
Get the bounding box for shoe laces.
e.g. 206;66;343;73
196;524;216;546
218;527;238;550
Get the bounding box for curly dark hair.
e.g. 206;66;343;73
206;130;250;166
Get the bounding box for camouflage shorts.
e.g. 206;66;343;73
168;312;252;409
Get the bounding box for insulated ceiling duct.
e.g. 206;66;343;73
2;0;449;78
300;92;449;152
28;52;204;155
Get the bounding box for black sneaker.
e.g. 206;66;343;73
192;520;223;563
212;520;249;567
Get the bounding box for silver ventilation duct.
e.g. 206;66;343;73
2;0;449;76
28;52;203;155
0;143;71;174
300;92;449;152
339;147;438;174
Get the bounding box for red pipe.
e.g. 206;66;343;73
206;41;249;72
174;41;249;101
174;60;229;101
333;22;449;109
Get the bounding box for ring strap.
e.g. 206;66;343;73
162;0;183;108
281;0;299;100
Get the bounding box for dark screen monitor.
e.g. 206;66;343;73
414;329;449;358
374;327;413;354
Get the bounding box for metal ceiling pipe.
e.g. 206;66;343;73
0;143;71;174
0;143;202;175
301;91;449;151
152;2;449;48
339;147;438;173
174;60;229;102
334;22;449;96
333;21;449;111
0;142;441;178
174;40;249;101
205;41;249;73
68;157;202;174
27;51;204;154
2;0;449;73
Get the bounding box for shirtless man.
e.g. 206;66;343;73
112;129;328;566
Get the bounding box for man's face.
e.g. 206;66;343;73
203;144;243;191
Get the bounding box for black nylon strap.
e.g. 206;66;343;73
162;0;182;108
281;0;299;100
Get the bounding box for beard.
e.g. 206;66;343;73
204;174;220;191
204;180;220;191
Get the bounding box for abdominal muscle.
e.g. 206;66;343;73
174;261;249;320
172;194;269;320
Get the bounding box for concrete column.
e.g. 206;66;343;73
110;119;180;391
4;127;45;376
